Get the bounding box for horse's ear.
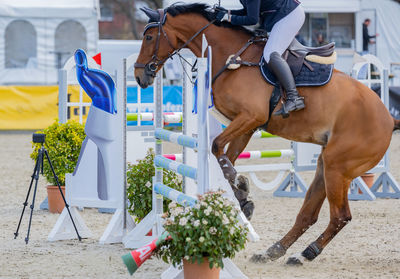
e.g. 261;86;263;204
140;7;160;22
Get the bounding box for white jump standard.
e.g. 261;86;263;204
123;46;254;279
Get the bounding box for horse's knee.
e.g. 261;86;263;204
211;138;221;156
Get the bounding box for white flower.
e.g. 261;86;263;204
193;220;200;227
199;236;205;243
180;217;188;226
204;207;212;216
222;215;229;225
186;237;191;242
184;256;190;260
145;181;152;188
209;227;217;235
202;219;208;225
194;203;201;209
168;202;177;209
230;227;235;235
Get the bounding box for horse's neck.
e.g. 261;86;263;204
168;15;251;70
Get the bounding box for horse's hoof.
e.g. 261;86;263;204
266;241;287;260
241;200;254;220
236;175;250;192
250;252;270;263
286;253;306;266
233;175;250;200
250;242;286;263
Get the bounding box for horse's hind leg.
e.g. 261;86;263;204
251;152;327;263
286;154;352;265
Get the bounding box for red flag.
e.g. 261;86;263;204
92;53;102;67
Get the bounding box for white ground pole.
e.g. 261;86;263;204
48;55;135;243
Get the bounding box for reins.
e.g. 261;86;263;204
134;9;215;78
135;9;265;84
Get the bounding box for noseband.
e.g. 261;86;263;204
134;9;215;77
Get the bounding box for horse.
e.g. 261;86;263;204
134;3;400;265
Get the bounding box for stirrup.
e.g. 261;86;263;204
274;97;305;118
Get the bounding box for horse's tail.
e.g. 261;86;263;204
394;117;400;131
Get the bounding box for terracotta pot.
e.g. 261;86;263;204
46;186;66;213
183;258;221;279
361;173;375;188
359;173;375;193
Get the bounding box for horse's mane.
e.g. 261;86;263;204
166;3;255;36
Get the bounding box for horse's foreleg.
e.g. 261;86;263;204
212;113;266;183
251;152;327;263
211;113;266;220
225;132;255;219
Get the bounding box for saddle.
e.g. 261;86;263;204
260;39;335;88
284;39;336;78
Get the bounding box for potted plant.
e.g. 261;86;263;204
31;120;86;213
126;149;182;223
155;191;248;279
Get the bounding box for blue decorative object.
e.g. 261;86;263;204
75;49;117;114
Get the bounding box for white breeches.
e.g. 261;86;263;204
263;5;305;63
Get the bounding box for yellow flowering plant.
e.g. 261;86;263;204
155;191;248;269
30;120;86;185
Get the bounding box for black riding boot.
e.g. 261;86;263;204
268;52;305;118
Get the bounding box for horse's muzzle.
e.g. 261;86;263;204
135;68;154;89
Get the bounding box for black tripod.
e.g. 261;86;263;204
14;133;81;244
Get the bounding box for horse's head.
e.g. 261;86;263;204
134;7;177;88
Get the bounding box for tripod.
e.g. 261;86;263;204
14;134;81;244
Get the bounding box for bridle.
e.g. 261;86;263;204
134;9;215;78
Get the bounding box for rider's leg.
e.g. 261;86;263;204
263;5;306;116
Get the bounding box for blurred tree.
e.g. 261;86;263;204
102;0;162;39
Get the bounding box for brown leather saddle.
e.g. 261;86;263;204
284;39;336;77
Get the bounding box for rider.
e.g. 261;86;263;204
216;0;306;116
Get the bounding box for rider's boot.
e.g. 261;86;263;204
268;52;305;118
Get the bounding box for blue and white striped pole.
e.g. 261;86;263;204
155;129;198;149
154;156;197;180
154;183;197;207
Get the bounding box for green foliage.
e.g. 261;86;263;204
126;149;182;222
155;191;248;269
30;120;86;185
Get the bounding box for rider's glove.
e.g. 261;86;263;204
215;7;230;22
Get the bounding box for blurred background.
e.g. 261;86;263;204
0;0;399;130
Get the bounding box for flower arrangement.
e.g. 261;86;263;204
155;191;248;269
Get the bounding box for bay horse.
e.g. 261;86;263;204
134;4;400;265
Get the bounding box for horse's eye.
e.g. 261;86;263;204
146;35;152;41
